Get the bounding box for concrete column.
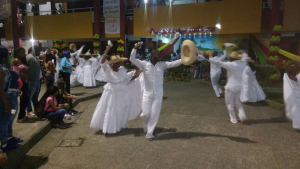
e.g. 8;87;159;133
11;0;20;48
93;0;101;35
120;0;126;55
271;0;281;27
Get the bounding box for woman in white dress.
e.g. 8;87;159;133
90;44;139;134
81;51;97;87
69;45;84;87
76;57;84;84
240;61;266;103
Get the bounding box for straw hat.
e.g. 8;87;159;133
247;57;255;63
69;43;76;51
107;55;128;64
51;48;58;54
181;40;197;65
228;51;243;60
80;50;98;57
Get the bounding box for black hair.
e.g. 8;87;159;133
41;86;59;98
28;45;40;55
57;81;66;104
45;53;53;63
14;47;25;59
0;46;9;64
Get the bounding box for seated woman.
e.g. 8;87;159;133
57;81;78;119
40;86;69;129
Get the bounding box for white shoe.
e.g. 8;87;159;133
64;114;72;120
26;112;36;117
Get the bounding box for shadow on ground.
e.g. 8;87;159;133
243;101;270;107
156;132;256;143
16;155;48;169
95;127;256;143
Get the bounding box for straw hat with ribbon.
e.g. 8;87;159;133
107;55;128;64
181;40;197;65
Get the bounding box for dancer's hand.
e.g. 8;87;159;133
134;42;143;49
64;103;70;108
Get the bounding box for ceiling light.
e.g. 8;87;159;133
215;23;221;29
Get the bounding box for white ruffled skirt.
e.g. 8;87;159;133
76;66;84;84
90;83;126;133
83;65;96;87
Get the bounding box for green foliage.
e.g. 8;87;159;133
255;65;275;80
165;65;191;82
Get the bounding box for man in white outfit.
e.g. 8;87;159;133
208;50;227;98
209;51;248;124
130;42;182;140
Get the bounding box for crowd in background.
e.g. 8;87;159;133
0;45;79;167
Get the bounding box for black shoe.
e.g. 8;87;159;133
71;110;78;114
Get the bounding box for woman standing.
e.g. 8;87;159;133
11;47;30;123
240;61;266;103
0;46;19;151
90;43;137;134
81;51;97;87
51;49;60;84
44;52;55;90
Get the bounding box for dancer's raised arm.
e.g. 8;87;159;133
100;46;111;64
130;42;145;70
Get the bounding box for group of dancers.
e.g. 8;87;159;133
88;40;271;140
50;44;104;88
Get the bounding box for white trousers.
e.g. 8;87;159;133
225;89;247;123
211;71;222;97
140;93;163;139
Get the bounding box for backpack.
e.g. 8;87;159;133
35;97;50;118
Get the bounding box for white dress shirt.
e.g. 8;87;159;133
210;53;247;92
208;50;227;74
130;49;182;95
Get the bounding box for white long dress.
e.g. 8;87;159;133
90;62;136;134
76;58;84;84
83;59;96;87
54;54;60;83
284;73;300;130
70;46;84;87
240;66;266;102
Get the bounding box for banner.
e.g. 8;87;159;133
104;0;120;34
105;18;120;34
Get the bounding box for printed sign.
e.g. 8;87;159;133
105;18;120;34
103;0;120;18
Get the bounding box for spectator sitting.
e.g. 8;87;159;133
57;81;78;120
40;86;69;129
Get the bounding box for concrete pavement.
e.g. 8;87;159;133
20;81;300;169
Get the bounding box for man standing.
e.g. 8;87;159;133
208;50;227;98
209;51;248;124
130;42;182;141
26;46;42;116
